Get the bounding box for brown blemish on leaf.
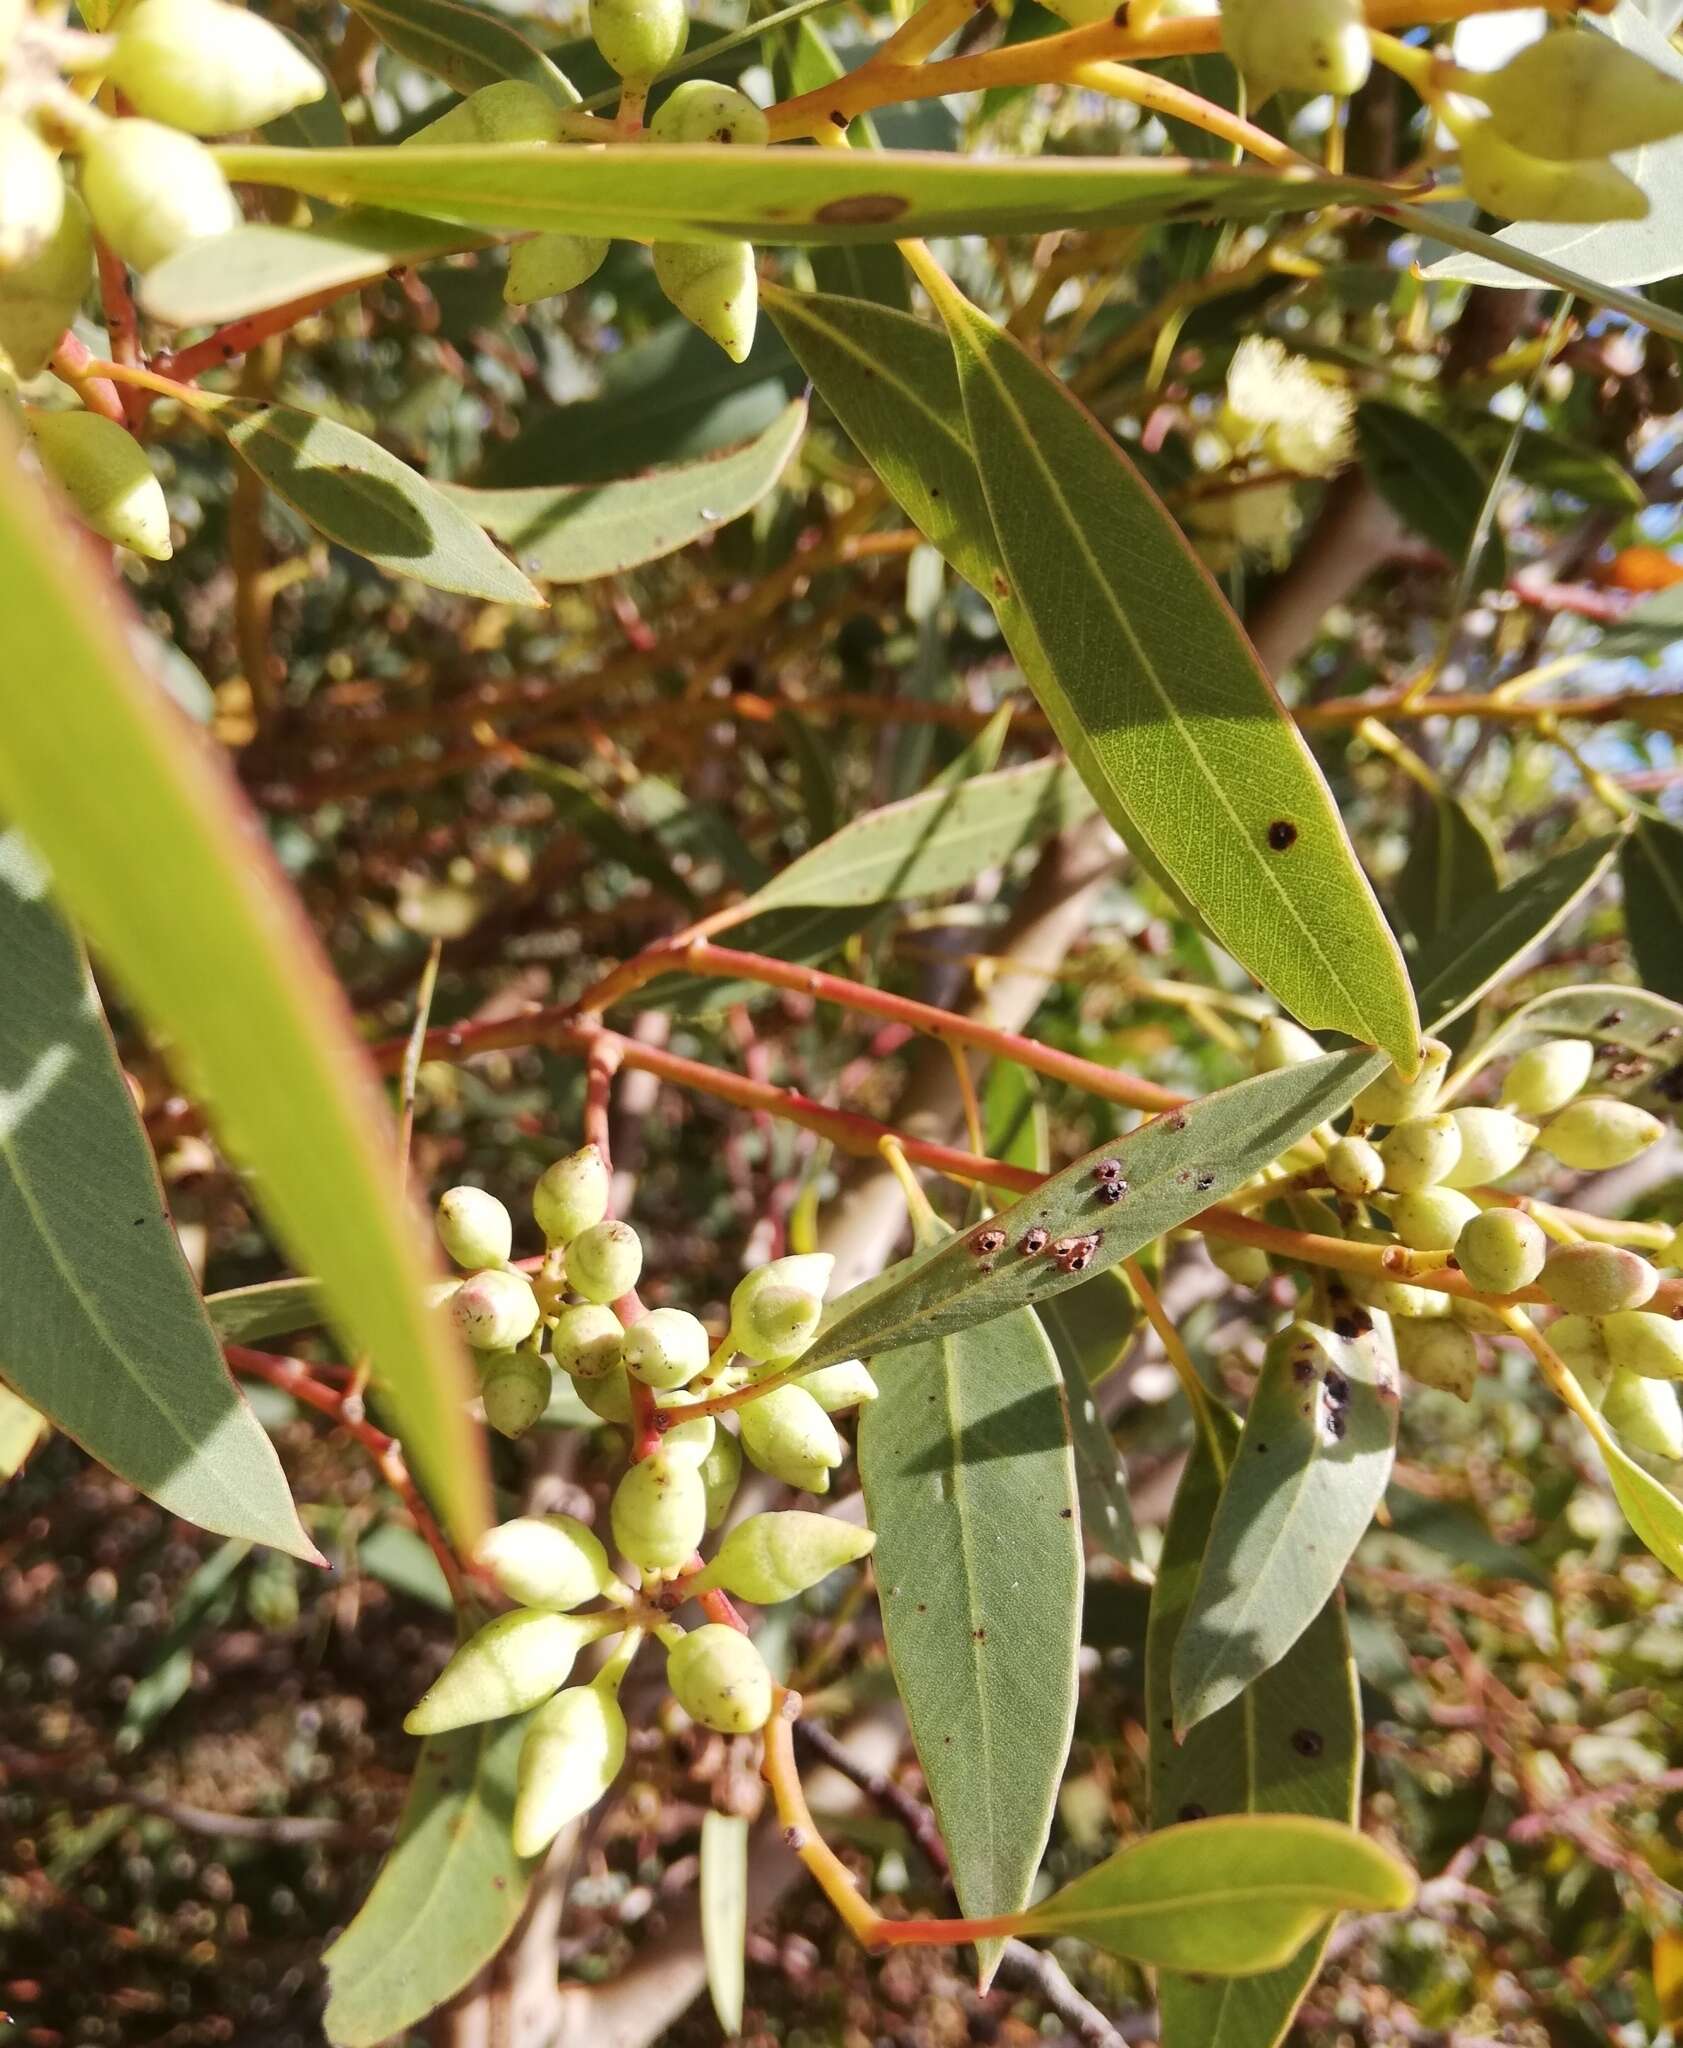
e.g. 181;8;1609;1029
1267;820;1299;852
814;193;909;226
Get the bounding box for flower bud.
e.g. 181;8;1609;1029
666;1623;774;1734
435;1185;513;1270
404;1609;614;1733
1603;1311;1683;1382
589;0;687;80
474;1513;618;1608
481;1351;552;1437
658;1408;716;1469
738;1384;843;1491
1453;1207;1545;1296
1220;0;1370;104
1326;1135;1384;1199
1380;1114;1462;1194
78;119;240;272
512;1681;628;1855
550;1303;625;1381
0;184;92;377
610;1449;706;1573
1548;1313;1610;1398
1457;121;1644;224
108;0;327;135
699;1421;742;1528
565;1219;644;1304
0;118;64;273
533;1144;612;1246
505;233;610;306
648;79;769;145
1387;1187;1481;1253
1602;1370;1683;1460
1352;1039;1451;1126
797;1360;879;1414
652;240;757;364
578;1363;633;1426
1540;1244;1658;1318
623;1307;711;1390
1209;1239;1271;1288
1502;1038;1594;1120
693;1510;876;1604
1536;1097;1664;1172
27;408;171;560
1452;1294;1508;1336
1349;1248;1452;1319
1475;29;1683;162
452;1268;542;1350
407;79;561;148
1440;1108;1537;1189
1252;1014;1322;1072
1393;1318;1479;1401
730;1256;833;1363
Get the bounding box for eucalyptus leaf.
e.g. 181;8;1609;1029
205;1276;328;1344
1356;400;1506;592
1035;1272;1145;1572
1394;787;1503;953
1602;1429;1683;1579
0;1382;47;1479
344;0;579;100
1621;811;1683;1001
700;1811;750;2036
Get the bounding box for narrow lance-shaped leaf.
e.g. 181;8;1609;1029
1602;1430;1683;1581
205;1276;328;1344
700;1811;750;2037
1355;399;1506;593
1394;787;1503;954
1034;1271;1145;1573
1621;811;1683;1001
0;433;490;1550
0;832;314;1559
343;0;580;101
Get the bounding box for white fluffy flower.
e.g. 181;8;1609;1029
1221;336;1354;478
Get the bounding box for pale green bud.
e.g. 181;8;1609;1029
1453;1207;1545;1296
1220;0;1370;104
407;79;560;148
1209;1239;1272;1288
699;1422;742;1529
512;1680;628;1856
1602;1370;1683;1460
649;80;769;145
27;408;171;560
666;1622;774;1734
481;1352;552;1438
1387;1187;1481;1252
1457;121;1645;224
656;1406;716;1469
1540;1244;1659;1318
589;0;687;80
623;1307;710;1390
1393;1318;1479;1401
693;1510;875;1605
1352;1039;1451;1125
1537;1096;1664;1172
1326;1135;1385;1199
797;1360;879;1414
1475;28;1683;162
611;1450;706;1573
1548;1313;1610;1399
435;1185;513;1269
404;1609;615;1733
738;1384;842;1492
78;119;241;272
1252;1015;1322;1072
452;1267;542;1350
1603;1311;1683;1382
730;1256;833;1363
0;118;64;273
1502;1038;1594;1119
505;233;610;306
550;1303;625;1381
533;1144;611;1246
652;240;757;364
108;0;327;135
1452;1295;1509;1336
1349;1269;1452;1321
1380;1114;1463;1194
566;1219;644;1304
1441;1108;1538;1189
578;1363;633;1426
0;184;92;378
474;1513;617;1608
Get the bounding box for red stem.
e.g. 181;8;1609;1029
94;244;144;428
49;332;129;427
153;283;365;388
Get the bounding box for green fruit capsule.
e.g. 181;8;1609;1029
566;1219;644;1304
657;1408;716;1469
0;118;64;273
611;1449;706;1574
1352;1038;1451;1126
649;79;769;145
622;1307;711;1390
738;1384;842;1492
1547;1313;1610;1400
1387;1187;1481;1253
578;1363;633;1426
435;1185;514;1270
1453;1207;1545;1296
1252;1015;1322;1072
1540;1244;1659;1318
1379;1114;1462;1194
1209;1239;1271;1288
1220;0;1370;104
1501;1038;1594;1119
27;408;171;560
0;184;92;378
693;1510;876;1605
505;233;611;306
1602;1370;1683;1460
404;1608;618;1733
666;1622;774;1734
652;240;756;364
474;1513;619;1608
78;119;241;271
406;79;561;148
1603;1311;1683;1382
550;1303;625;1381
1393;1318;1479;1401
1475;28;1683;162
533;1144;611;1247
1457;121;1644;224
1440;1109;1538;1189
589;0;687;80
512;1680;628;1856
1537;1096;1664;1172
729;1255;833;1363
797;1359;879;1414
452;1268;542;1350
1349;1271;1451;1320
108;0;327;135
481;1352;553;1437
1326;1135;1384;1199
698;1422;742;1529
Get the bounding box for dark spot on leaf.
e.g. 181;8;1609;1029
815;192;909;225
1597;1009;1625;1030
1255;1442;1268;1454
993;571;1010;600
1165;1111;1187;1133
1113;1;1129;22
972;1628;986;1642
1656;1061;1683;1104
1060;1507;1073;1518
1267;820;1298;852
1291;1728;1324;1757
1292;1359;1316;1383
1324;1369;1350;1405
1194;1171;1215;1192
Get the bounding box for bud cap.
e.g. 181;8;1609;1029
566;1219;644;1304
1379;1114;1463;1193
1393;1318;1479;1401
0;117;65;272
1387;1187;1480;1252
1501;1038;1594;1119
649;79;769;145
452;1268;542;1350
79;119;241;272
506;233;610;306
738;1383;843;1492
1457;121;1645;224
1602;1370;1683;1460
550;1303;625;1381
1540;1244;1659;1318
611;1450;707;1574
652;240;757;364
1352;1039;1451;1125
623;1306;711;1390
1602;1310;1683;1383
1440;1108;1537;1189
589;0;687;79
481;1352;553;1438
797;1359;880;1414
1475;28;1683;162
1453;1207;1545;1296
694;1510;876;1604
1537;1097;1664;1172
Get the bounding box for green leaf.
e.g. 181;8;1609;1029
778;16;909;310
1622;811;1683;1001
1355;400;1506;592
0;433;490;1553
205;1276;327;1344
1394;787;1503;953
1018;1813;1414;1975
1150;1402;1360;2048
700;1811;750;2036
983;1056;1050;1177
216;141;1376;245
1602;1430;1683;1580
858;1298;1081;1986
344;0;579;100
1034;1272;1145;1573
1171;1319;1400;1734
1381;1485;1549;1590
518;758;699;910
0;1382;48;1479
324;1717;540;2045
443;399;805;583
927;276;1417;1061
0;831;314;1559
211;400;543;607
1510;433;1645;513
804;1051;1386;1370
